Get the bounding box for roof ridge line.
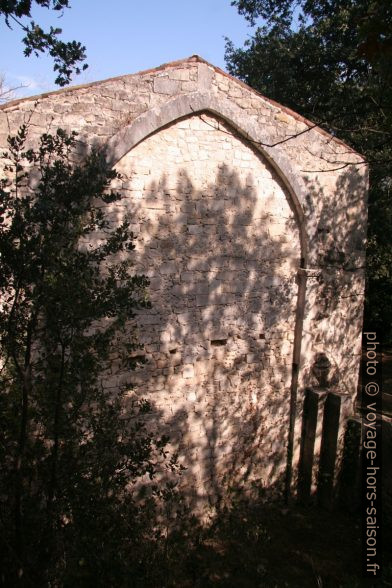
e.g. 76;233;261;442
0;54;362;156
0;55;206;111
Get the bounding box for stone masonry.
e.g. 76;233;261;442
0;56;368;506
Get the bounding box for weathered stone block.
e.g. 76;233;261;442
153;76;181;95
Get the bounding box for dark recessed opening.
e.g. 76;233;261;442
259;334;265;339
211;339;227;346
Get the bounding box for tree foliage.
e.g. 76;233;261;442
226;0;392;342
0;128;182;586
0;1;87;86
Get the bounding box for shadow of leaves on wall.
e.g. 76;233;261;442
101;112;303;511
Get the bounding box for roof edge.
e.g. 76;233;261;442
204;60;364;159
0;54;363;158
0;55;206;111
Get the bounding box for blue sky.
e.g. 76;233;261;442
1;1;251;99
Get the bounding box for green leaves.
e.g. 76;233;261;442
0;127;176;585
226;0;392;342
0;0;88;86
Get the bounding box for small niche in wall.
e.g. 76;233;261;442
129;353;147;366
210;338;227;347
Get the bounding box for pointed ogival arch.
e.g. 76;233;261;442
105;91;308;262
105;91;310;499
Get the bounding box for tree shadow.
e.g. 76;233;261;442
103;112;302;513
299;167;366;391
293;165;367;502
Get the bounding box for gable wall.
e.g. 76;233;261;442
0;58;368;503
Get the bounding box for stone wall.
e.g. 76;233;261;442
0;56;368;505
111;113;300;499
